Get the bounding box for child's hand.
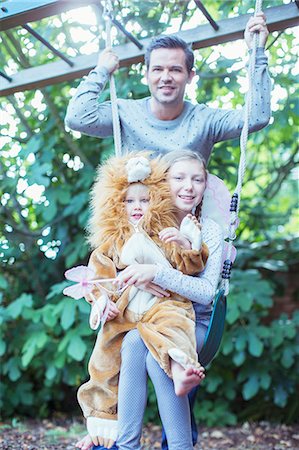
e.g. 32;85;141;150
159;227;191;250
106;300;120;322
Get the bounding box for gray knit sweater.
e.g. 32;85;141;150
65;48;271;163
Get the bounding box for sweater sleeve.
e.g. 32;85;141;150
153;219;223;305
206;47;271;144
64;66;114;137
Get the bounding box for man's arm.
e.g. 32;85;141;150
201;12;271;145
64;48;119;137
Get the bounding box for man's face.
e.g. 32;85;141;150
146;48;194;107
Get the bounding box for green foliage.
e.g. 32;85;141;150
1;0;298;426
195;250;299;425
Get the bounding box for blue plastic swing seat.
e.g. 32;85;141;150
198;289;227;368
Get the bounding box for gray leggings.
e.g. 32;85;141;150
117;316;210;450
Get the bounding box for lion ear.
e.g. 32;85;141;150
126;156;151;182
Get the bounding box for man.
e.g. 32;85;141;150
65;14;270;165
67;12;271;450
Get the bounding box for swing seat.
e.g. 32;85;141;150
198;289;226;368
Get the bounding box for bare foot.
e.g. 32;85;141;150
172;363;205;396
75;434;93;450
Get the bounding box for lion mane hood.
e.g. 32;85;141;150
87;152;178;264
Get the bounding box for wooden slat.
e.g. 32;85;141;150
0;0;94;31
1;3;299;97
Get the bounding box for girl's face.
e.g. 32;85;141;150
167;159;206;217
124;183;150;225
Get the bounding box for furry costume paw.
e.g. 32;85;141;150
89;294;109;330
180;215;202;251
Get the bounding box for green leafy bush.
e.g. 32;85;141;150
1;0;298;426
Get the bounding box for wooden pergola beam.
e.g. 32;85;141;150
0;0;95;31
1;3;299;97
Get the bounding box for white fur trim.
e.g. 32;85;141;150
87;417;118;441
168;348;200;370
89;295;108;330
126;156;151;182
180;216;202;251
168;348;190;369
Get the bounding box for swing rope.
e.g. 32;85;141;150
103;0;122;156
221;0;263;295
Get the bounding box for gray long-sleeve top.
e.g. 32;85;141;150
65;48;271;163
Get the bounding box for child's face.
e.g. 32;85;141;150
167;159;206;214
124;183;150;225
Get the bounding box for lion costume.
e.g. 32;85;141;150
77;153;209;441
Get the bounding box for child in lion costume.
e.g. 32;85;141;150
73;153;209;446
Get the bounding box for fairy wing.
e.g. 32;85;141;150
63;283;93;300
64;265;95;282
202;174;232;238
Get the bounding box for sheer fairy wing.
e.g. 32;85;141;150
222;242;237;265
63;283;93;300
202;174;233;239
64;265;96;282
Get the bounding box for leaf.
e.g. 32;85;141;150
274;385;288;408
221;335;234;355
0;275;8;290
60;300;76;330
67;335;87;361
62;192;88;217
206;374;222;393
0;339;6;356
248;332;264;357
6;358;21;382
281;348;294;368
235;331;247;351
21;135;41;157
239;292;253;312
233;351;245;366
46;282;69;300
226;302;240;324
42;200;57;221
27;162;52;187
260;372;271;390
42;306;58;327
46;365;57;380
271;326;284;348
243;375;259;400
6;294;33;319
21;331;48;367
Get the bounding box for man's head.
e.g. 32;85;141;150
145;35;194;74
145;36;195;110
